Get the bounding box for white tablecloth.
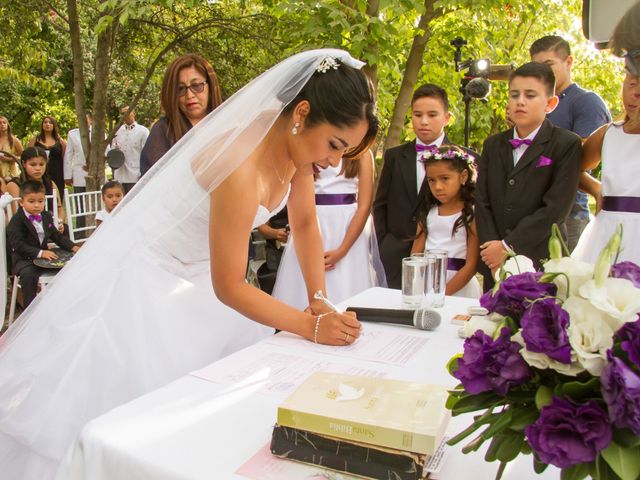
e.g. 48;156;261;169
56;288;559;479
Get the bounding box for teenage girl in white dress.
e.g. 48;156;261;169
273;151;385;309
573;65;640;264
0;50;377;480
411;145;481;298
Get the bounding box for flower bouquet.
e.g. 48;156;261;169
446;225;640;480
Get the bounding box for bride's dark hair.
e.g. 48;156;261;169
282;59;379;159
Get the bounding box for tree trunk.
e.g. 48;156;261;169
383;0;442;152
66;0;91;162
362;0;379;90
87;21;117;191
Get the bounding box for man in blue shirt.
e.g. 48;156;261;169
530;35;611;251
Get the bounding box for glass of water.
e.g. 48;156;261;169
402;256;427;308
425;249;448;308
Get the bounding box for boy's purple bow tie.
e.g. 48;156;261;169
28;214;42;222
509;138;533;149
416;144;438;154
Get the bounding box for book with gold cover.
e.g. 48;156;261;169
276;372;450;455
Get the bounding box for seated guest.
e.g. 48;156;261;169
475;62;582;290
95;180;125;228
7;180;79;308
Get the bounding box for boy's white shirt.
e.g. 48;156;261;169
512;124;542;165
415;131;445;192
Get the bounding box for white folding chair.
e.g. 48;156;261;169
64;189;103;243
2;194;58;328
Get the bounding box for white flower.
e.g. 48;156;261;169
316;57;339;73
495;255;536;280
563;297;615;376
543;257;594;299
463;314;501;338
578;277;640;329
511;332;585;377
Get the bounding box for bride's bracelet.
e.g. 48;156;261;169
313;312;331;344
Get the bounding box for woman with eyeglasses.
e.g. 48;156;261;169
572;31;640;264
140;54;223;175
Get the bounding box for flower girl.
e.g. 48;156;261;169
573;65;640;264
273;150;385;308
411;146;481;297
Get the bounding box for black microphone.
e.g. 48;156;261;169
465;77;491;99
346;307;441;331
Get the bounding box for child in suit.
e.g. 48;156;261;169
475;62;582;290
373;83;477;288
95;180;125;227
7;180;79;308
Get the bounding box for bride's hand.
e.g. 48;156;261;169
311;311;362;346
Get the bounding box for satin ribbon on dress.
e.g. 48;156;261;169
602;196;640;213
315;193;357;205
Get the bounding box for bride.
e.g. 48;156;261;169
0;49;378;479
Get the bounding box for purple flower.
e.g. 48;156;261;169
525;397;612;468
601;355;640;435
615;318;640;367
480;273;557;318
453;327;532;396
610;261;640;288
521;298;571;363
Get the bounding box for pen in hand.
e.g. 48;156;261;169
313;290;343;314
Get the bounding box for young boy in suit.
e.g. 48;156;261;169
475;62;582;290
7;180;79;308
373;84;477;288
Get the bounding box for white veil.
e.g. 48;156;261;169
0;48;365;351
0;49;368;478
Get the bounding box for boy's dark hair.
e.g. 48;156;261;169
101;180;125;195
416;145;476;239
411;83;449;111
509;62;556;97
529;35;571;59
20;180;46;197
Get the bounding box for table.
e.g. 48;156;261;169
56;288;559;480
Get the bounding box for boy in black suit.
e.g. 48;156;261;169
373;84;477;288
476;62;582;290
7;180;79;308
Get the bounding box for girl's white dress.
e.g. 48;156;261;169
273;162;384;309
425;206;481;298
573;122;640;264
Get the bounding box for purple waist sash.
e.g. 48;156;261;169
315;193;357;206
448;257;466;271
602;196;640;213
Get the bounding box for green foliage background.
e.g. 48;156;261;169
0;0;626;152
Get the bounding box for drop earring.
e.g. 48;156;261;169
291;122;300;135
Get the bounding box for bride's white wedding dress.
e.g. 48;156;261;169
0;48;364;480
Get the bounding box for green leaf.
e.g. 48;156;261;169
596;453;620;480
484;434;503;462
560;463;591;480
613;427;640;448
533;455;549;474
446;354;462;376
461;432;488;454
481;408;513;439
495;431;524;462
447;407;496;446
535;385;553;409
509;406;539;431
450;392;503;415
554;377;600;400
601;442;640;480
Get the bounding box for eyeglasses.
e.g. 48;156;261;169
177;81;207;97
623;49;640;77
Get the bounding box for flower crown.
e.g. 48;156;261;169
316;56;340;73
421;148;474;166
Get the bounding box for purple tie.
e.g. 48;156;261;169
416;144;438;154
28;214;42;223
509;138;533;149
